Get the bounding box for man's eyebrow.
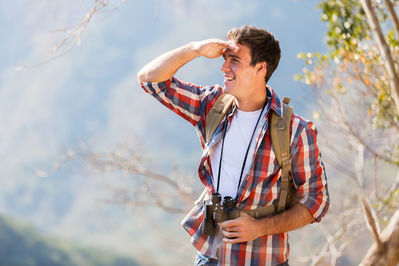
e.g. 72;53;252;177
223;54;241;60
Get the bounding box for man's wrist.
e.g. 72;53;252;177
188;41;203;57
177;42;202;62
256;216;271;237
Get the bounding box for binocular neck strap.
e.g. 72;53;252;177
216;116;229;193
215;101;267;202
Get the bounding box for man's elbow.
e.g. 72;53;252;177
137;69;147;83
137;68;166;83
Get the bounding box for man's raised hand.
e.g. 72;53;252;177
137;39;238;83
192;39;239;59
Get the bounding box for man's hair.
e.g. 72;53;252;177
226;25;281;84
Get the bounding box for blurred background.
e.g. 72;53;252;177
1;0;398;265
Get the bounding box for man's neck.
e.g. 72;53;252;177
235;89;267;112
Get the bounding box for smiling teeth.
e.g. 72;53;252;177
225;77;235;81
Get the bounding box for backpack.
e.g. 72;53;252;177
197;94;297;218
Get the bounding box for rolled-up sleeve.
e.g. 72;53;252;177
141;77;223;128
290;119;329;222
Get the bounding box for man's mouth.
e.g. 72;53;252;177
224;76;235;82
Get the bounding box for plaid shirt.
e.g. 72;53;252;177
141;77;329;266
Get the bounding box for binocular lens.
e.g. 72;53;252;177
211;193;222;204
223;196;235;208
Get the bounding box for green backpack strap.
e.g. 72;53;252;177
270;97;295;213
205;94;235;144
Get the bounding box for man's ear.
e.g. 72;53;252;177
256;62;267;75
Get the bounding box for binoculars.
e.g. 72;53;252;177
202;193;240;236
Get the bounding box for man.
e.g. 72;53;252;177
137;25;329;266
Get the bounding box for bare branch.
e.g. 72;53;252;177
154;0;162;19
16;0;128;70
298;195;364;266
376;171;399;214
374;156;379;199
36;140;199;214
383;0;399;37
361;196;383;252
360;209;399;266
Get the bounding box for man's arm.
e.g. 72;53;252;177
220;203;314;244
137;39;239;83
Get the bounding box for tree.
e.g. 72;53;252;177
295;0;399;264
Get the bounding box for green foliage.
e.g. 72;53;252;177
0;215;139;266
387;28;399;47
294;52;330;86
318;0;392;57
318;0;369;55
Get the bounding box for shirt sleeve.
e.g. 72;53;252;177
140;77;222;127
290;118;330;222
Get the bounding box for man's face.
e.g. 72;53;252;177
221;43;259;99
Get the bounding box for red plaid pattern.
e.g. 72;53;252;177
141;77;330;266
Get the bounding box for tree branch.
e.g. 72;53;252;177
360;196;383;252
16;0;128;70
361;0;399;116
36;141;199;214
383;0;399;37
360;209;399;266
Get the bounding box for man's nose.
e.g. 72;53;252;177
221;61;230;73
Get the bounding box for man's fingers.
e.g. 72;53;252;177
193;39;239;59
227;41;239;52
222;229;240;238
220;217;242;228
223;225;239;232
217;40;239;52
211;39;239;52
223;236;243;244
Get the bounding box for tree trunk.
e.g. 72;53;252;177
383;0;399;36
361;0;399;116
360;209;399;266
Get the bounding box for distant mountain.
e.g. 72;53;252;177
0;214;139;266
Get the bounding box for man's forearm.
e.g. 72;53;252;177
257;203;315;236
137;42;199;83
221;203;315;244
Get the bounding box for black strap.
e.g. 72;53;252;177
216;117;229;193
234;103;267;202
215;101;267;203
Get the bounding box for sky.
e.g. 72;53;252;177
0;0;330;264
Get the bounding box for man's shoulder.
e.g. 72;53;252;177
289;112;319;144
291;112;315;128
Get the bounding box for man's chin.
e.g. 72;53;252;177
222;86;233;95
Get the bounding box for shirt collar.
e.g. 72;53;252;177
266;85;284;118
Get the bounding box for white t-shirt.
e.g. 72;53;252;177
210;108;265;200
